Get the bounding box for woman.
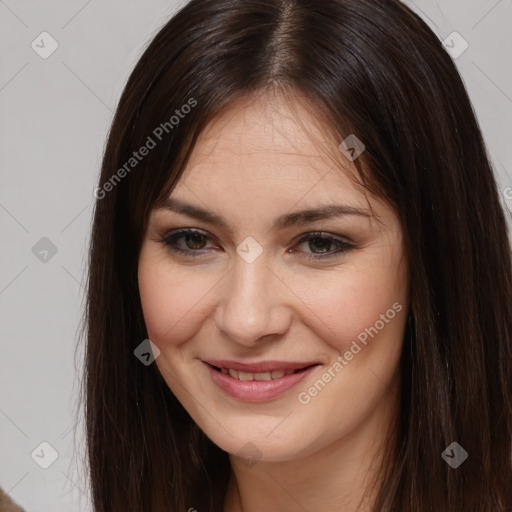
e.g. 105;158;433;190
83;0;512;510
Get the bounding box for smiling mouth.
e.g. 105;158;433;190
203;361;321;402
205;363;318;381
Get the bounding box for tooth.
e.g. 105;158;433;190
223;368;293;381
254;371;272;381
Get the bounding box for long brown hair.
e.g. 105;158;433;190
81;0;512;510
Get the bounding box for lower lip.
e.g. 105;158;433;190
204;362;319;403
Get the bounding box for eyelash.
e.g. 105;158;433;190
158;228;356;260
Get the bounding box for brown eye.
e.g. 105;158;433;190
306;236;335;253
160;228;355;260
160;228;216;255
292;232;355;260
182;232;208;250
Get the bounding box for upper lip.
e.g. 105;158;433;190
202;359;319;373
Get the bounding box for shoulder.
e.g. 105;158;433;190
0;487;26;512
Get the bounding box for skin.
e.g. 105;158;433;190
138;92;409;512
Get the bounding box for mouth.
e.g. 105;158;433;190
202;360;321;402
204;362;318;381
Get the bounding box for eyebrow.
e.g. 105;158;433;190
158;197;372;233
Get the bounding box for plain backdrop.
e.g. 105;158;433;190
1;0;511;510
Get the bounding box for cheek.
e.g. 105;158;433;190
137;253;217;346
288;259;407;448
294;255;408;357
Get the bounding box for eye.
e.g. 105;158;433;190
158;228;355;260
159;228;216;255
291;231;355;260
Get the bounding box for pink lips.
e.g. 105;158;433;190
203;360;320;402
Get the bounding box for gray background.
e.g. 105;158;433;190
1;1;511;510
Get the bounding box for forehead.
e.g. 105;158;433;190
174;93;365;200
151;94;401;239
155;93;401;238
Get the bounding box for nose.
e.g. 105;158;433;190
213;255;292;347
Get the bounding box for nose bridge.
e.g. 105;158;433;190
214;253;290;345
233;254;271;312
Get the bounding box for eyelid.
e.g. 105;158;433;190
157;227;356;260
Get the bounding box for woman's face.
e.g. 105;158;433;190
138;94;409;464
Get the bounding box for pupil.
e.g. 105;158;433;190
310;237;330;253
186;233;206;249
